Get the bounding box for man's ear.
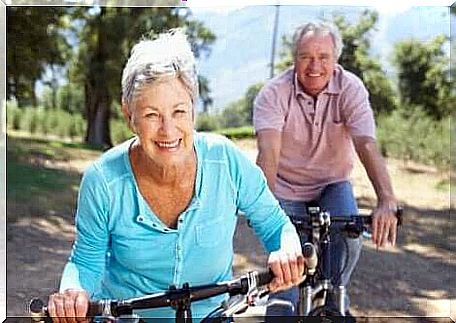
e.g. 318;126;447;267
122;103;135;132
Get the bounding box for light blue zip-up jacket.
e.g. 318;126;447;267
60;132;294;321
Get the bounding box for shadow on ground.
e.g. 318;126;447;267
233;198;454;318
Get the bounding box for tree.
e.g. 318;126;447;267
6;7;70;107
275;10;397;116
392;35;452;120
219;82;264;128
69;7;215;147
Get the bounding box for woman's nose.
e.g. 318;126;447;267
159;116;175;133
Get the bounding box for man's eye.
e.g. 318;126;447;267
145;113;159;118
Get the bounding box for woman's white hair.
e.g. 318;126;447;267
121;28;198;107
292;21;344;60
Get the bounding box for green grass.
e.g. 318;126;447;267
6;134;100;222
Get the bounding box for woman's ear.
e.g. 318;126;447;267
122;103;135;133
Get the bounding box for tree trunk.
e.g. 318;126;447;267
84;8;112;148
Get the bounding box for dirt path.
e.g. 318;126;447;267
6;139;454;320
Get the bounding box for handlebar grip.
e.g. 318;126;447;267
30;298;47;321
255;269;274;287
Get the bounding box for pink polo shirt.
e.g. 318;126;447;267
253;65;376;201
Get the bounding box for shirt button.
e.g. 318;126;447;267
137;215;144;222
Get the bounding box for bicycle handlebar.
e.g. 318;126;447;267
290;207;403;235
29;270;274;321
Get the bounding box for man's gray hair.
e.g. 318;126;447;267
292;21;343;60
121;28;198;107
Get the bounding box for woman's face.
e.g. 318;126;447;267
125;77;195;167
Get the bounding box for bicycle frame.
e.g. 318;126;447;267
293;204;402;317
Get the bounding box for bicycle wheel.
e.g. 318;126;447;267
200;306;235;323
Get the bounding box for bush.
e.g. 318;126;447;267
196;112;220;132
216;126;255;140
6;102;22;130
377;107;450;168
6;102;87;141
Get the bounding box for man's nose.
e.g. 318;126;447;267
309;58;321;69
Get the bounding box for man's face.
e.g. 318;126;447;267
295;32;337;97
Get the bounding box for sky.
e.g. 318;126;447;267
187;0;454;13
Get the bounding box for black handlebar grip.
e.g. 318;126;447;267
30;298;46;321
255;269;274;287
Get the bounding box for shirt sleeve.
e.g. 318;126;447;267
253;82;286;133
59;164;110;296
341;77;376;139
225;141;290;253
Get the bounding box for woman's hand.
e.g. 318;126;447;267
267;250;305;292
48;289;89;323
267;225;306;292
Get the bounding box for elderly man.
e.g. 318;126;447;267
253;21;400;317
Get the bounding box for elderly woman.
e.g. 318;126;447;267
48;29;305;322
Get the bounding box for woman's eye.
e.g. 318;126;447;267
174;110;188;116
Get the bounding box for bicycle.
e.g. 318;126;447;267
29;206;402;322
285;203;403;318
29;256;312;323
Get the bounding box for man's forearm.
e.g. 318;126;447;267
256;150;279;191
354;137;396;204
255;129;282;192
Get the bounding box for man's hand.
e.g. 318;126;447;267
353;136;399;249
371;201;399;248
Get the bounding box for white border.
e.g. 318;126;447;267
3;1;454;321
0;1;6;321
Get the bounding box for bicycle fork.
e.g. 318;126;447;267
298;283;346;316
299;232;347;316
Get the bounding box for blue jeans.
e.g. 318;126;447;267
265;181;362;317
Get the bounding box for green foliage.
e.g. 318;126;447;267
216;126;255;139
6;103;87;140
196;112;221;132
377;107;450;168
7;7;71;107
6;101;22;130
110;118;134;145
71;7;216;146
218;82;264;129
220;102;250;128
392;35;453;120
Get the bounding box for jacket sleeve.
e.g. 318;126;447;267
59;164;110;297
225;140;293;253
